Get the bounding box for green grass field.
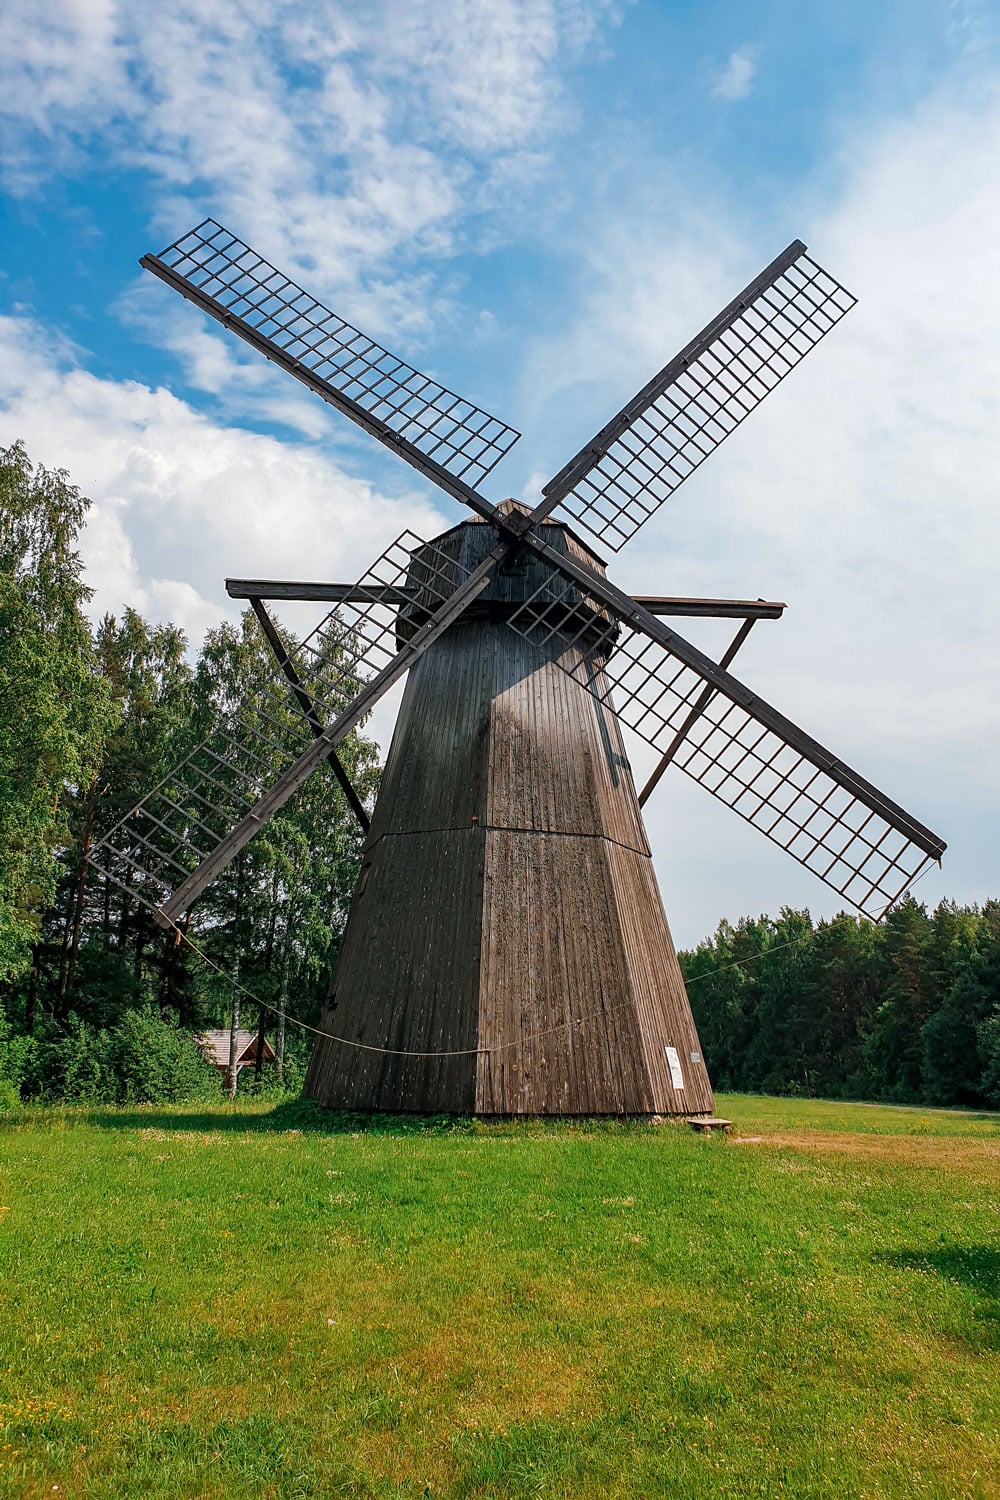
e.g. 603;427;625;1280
1;1095;998;1499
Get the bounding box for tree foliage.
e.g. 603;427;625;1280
0;442;114;981
0;440;380;1103
682;898;1000;1108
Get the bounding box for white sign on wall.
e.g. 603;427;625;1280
664;1046;685;1090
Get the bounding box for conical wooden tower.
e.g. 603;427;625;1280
304;511;713;1116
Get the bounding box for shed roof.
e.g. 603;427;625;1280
197;1029;275;1067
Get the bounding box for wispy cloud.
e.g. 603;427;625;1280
946;0;994;56
710;46;758;101
0;0;622;304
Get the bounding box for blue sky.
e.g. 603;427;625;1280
2;0;999;943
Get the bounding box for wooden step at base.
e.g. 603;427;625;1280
688;1116;733;1134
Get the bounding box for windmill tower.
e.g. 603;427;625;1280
89;223;946;1116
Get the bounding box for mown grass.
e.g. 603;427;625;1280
1;1095;998;1499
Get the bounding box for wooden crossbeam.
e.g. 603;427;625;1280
638;617;757;806
226;577;785;620
247;597;371;834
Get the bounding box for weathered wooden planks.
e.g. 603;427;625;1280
303;519;714;1116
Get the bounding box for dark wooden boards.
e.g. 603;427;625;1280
303;520;714;1116
303;827;484;1112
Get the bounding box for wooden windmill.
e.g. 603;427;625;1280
89;222;946;1116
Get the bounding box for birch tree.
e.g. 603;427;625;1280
0;442;113;986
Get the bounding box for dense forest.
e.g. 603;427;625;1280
682;900;1000;1109
1;439;997;1112
0;440;379;1106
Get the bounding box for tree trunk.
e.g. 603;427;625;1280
102;876;112;949
226;947;241;1099
254;1007;267;1082
117;890;130;953
25;944;40;1034
226;856;245;1099
166;912;194;1023
63;771;98;1002
133;912;144;1001
275;934;290;1083
56;899;73;1001
264;866;279;972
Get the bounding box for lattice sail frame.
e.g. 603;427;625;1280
148;220;520;491
88;532;470;916
119;226;944;924
542;246;857;552
506;571;941;921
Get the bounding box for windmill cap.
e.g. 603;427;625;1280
460;498;607;567
395;505;618;651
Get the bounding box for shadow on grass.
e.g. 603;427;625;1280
79;1102;653;1138
82;1099;477;1136
880;1245;1000;1351
882;1244;1000;1299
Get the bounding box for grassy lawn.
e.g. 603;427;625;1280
1;1095;998;1499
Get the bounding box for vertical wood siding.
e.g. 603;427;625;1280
304;522;714;1116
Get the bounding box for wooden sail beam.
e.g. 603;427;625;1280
226;577;785;619
638;617;756;806
247;596;371;834
631;596;784;619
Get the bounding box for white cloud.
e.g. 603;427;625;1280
375;0;619;154
710;46;757;102
518;81;1000;940
0;312;445;649
112;283;335;441
946;0;995;56
1;0;623;307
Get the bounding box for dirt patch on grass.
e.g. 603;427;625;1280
732;1130;1000;1177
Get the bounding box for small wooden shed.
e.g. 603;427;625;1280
197;1029;275;1082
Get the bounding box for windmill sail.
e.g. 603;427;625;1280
87;530;478;921
506;558;945;921
142;220;519;515
536;242;856;551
